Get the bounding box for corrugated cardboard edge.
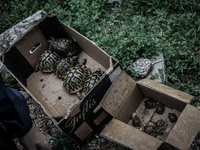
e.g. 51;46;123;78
60;21;114;69
101;118;163;150
100;71;197;150
165;104;200;150
100;71;137;117
137;79;194;103
101;72;194;117
6;11;120;118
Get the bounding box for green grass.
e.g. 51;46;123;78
0;0;200;149
1;0;199;96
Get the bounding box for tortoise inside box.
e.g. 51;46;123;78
189;131;200;149
4;14;117;119
100;71;196;150
122;84;186;141
128;97;181;141
101;71;188;141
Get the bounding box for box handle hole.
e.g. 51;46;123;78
30;43;41;54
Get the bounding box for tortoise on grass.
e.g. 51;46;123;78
35;50;60;73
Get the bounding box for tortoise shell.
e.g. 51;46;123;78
154;119;168;136
144;98;158;109
62;59;91;94
144;122;156;136
168;113;178;123
49;38;81;57
79;69;104;98
35;50;60;73
155;103;165;114
132;115;141;127
54;56;79;79
196;132;200;145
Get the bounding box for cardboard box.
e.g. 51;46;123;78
2;13;122;144
100;71;200;150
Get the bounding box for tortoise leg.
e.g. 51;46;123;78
76;91;83;100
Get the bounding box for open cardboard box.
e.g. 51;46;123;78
100;71;200;150
2;12;122;144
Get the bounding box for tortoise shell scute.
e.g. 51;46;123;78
62;64;90;94
49;38;81;57
35;50;60;73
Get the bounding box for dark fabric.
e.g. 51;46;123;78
0;74;32;147
0;125;17;150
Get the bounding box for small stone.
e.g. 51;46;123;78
197;102;200;110
47;120;53;126
107;0;119;3
51;127;58;133
146;52;167;83
38;124;43;128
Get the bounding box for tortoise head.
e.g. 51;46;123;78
69;55;79;64
94;68;104;76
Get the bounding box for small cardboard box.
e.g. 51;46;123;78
2;13;122;144
100;71;200;150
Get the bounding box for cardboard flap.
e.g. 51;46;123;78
101;118;162;150
61;22;112;69
137;79;194;103
165;104;200;150
15;27;48;67
100;71;137;117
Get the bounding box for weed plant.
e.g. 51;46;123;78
0;0;200;149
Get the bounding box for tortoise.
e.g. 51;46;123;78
54;56;79;79
168;113;178;123
132;58;152;78
77;69;104;99
189;132;200;149
144;98;158;109
48;37;81;57
132;114;141;127
155;103;165;115
144;120;168;137
196;132;200;145
144;122;156;137
62;59;91;97
35;50;60;73
154;119;168;136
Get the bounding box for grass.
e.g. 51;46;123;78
1;0;199;101
0;0;200;149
